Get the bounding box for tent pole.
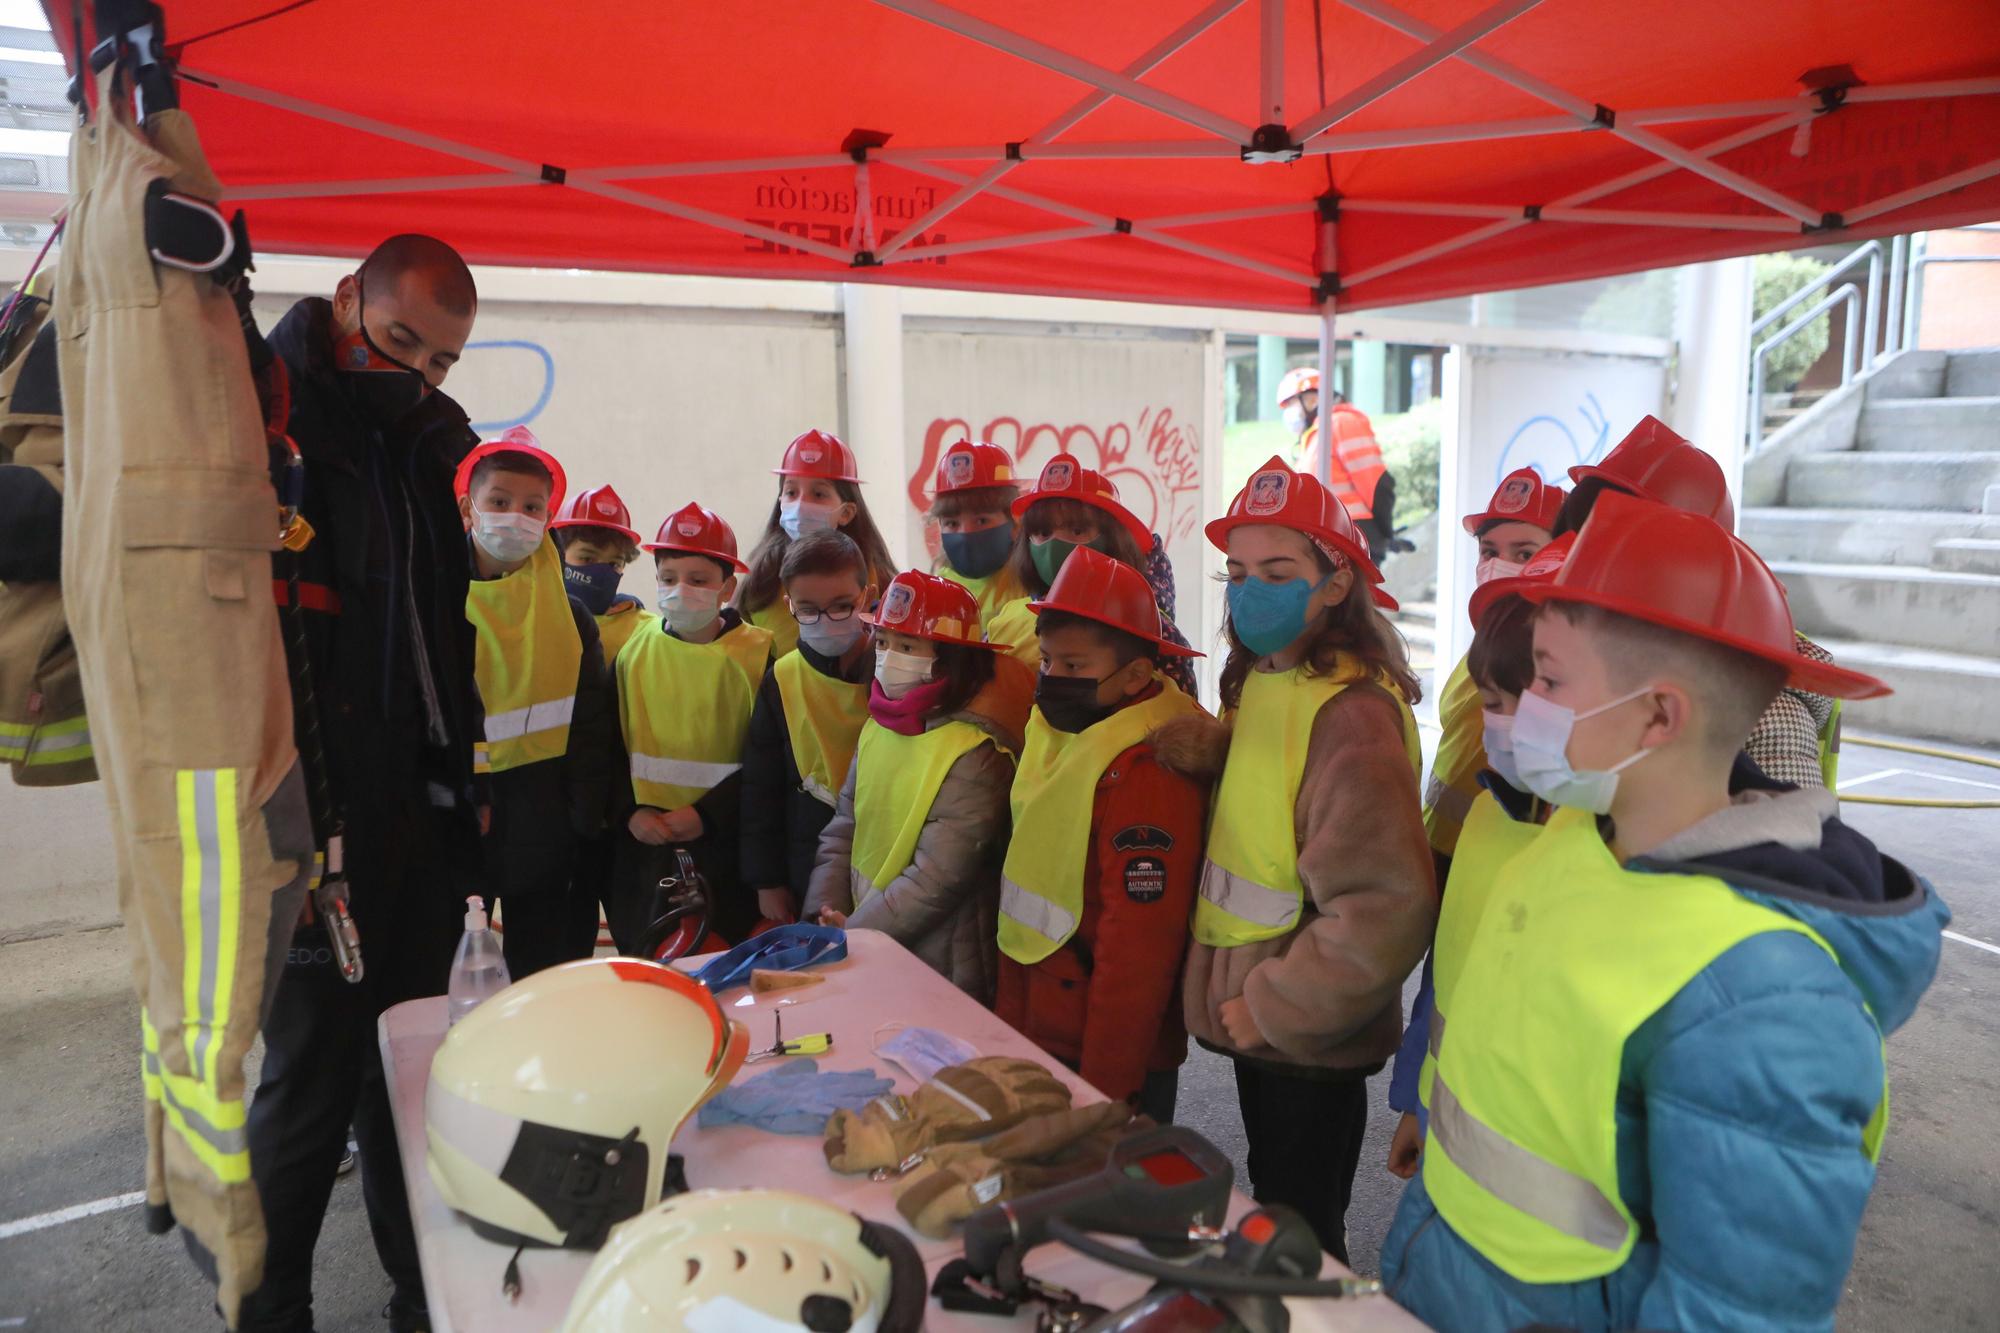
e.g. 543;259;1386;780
1844;156;2000;226
1260;0;1285;126
1316;206;1338;487
1290;0;1542;142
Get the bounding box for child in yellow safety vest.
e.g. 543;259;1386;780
549;481;656;664
739;530;878;926
734;429;898;661
929;437;1024;630
610;502;773;953
455;429;622;977
805;571;1015;1002
1422;466;1564;873
1174;454;1434;1265
993;546;1207;1121
983;453;1197;696
1386;535;1570;1178
1380;492;1947;1332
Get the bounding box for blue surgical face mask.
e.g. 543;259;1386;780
780;497;842;540
799;616;866;658
1510;684;1655;814
563;561;622;616
942;522;1014;580
1481;709;1520;789
872;1023;979;1084
1226;575;1324;658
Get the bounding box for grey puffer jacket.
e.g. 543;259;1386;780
805;710;1014;1003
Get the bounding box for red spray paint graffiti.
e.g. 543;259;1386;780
909;409;1202;559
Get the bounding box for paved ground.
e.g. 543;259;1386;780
0;734;1995;1331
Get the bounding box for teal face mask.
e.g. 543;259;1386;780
1028;534;1110;587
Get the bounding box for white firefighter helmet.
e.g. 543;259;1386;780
561;1189;927;1333
1275;365;1319;408
426;957;749;1249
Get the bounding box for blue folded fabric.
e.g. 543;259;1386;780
696;1059;896;1135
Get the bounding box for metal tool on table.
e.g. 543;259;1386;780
743;1009;833;1063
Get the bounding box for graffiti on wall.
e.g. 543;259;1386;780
1491;392;1611;489
464;339;557;435
907;408;1201;558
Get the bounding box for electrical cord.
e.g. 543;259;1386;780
1044;1220;1383;1299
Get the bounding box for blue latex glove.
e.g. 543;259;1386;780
696;1059;896;1135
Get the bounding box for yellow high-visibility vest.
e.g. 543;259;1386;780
1422;805;1883;1284
849;717;994;900
746;600;800;662
616;619;772;808
998;680;1199;963
467;538;582;775
1422;654;1487;858
1417;789;1543;1108
983;597;1043;671
1193;655;1419;946
595;602;656;664
1820;699;1843;788
940;563;1026;632
772;650;870;807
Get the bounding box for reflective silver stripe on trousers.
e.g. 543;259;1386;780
27;725;92;758
630;753;739;789
189;769;223;1084
1428;1071;1628;1253
999;876;1077;944
1197;859;1301;928
142;1045;248;1157
484;695;577;742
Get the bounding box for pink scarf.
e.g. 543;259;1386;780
868;677;951;736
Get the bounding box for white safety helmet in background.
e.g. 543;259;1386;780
561;1189;927;1333
1275;365;1320;409
427;958;749;1249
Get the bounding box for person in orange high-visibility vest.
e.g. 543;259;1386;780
1277;368;1399;560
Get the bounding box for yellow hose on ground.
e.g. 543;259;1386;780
1838;734;2000;808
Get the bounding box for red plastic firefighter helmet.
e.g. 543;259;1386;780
642;502;749;573
453;425;568;514
1010;453;1152;551
774;429;862;483
1468;531;1575;625
1029;545;1202;658
1569;416;1734;529
933;439;1018;495
1463;466;1565;535
860;570;996;649
547;483;641;545
1522;492;1889;699
1276;366;1319;408
1206;455;1383;586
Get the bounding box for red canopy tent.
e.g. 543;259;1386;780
41;0;2000;323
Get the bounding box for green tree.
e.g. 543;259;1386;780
1753;252;1833;393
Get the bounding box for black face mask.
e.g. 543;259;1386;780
1035;671;1117;734
333;295;433;426
563;562;622;616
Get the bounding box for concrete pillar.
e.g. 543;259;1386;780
1433;348;1475;699
839;283;911;567
1255;334;1288;420
1670;257;1754;528
1351;338;1389;415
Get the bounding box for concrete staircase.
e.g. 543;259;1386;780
1742;348;2000;745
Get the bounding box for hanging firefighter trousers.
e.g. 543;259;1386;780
57;71;312;1327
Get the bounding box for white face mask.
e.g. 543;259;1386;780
658;583;720;635
1481;709;1520;790
1475;555;1525;587
1281;402;1310;437
874;647;935;698
471;509;544;564
1510;684;1656;814
799;617;866;658
780;498;842;540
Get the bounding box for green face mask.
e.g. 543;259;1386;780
1029;535;1110;587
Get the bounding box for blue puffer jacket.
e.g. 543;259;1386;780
1380;784;1948;1333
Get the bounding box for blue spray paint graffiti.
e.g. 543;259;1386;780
1492;392;1611;490
465;339;556;434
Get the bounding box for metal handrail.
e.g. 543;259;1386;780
1750;282;1860;449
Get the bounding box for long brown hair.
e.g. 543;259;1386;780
1006;496;1147;598
925;641;998;719
1218;544;1421;712
737;479;897;615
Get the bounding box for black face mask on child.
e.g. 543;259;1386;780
1035;671;1118;734
563;562;622;616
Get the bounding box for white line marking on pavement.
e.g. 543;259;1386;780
1836;768;1903;791
0;1191;145;1240
1905;769;2000;793
1945;930;2000;959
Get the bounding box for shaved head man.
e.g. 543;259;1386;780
246;236;486;1333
